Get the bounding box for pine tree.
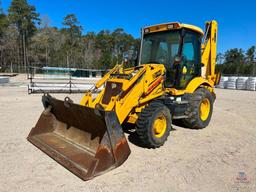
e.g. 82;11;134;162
8;0;40;69
62;14;82;67
246;46;255;75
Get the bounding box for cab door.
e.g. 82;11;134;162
177;30;201;89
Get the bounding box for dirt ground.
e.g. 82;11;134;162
0;74;256;192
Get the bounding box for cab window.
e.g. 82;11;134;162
178;30;201;88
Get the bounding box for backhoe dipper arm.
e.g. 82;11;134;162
201;20;218;85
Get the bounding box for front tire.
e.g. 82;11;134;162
136;102;172;148
183;88;214;129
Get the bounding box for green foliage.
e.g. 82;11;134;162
0;0;255;75
0;1;7;37
0;12;7;37
62;14;82;46
24;16;139;69
3;0;40;69
8;0;40;36
216;46;256;75
246;46;255;62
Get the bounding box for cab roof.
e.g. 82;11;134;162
143;22;204;36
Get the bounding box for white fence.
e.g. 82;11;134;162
0;76;9;84
216;76;256;91
27;67;105;94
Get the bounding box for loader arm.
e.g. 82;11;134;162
81;64;165;124
80;64;126;106
115;69;164;124
95;64;123;89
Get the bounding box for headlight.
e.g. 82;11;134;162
167;24;174;29
144;28;150;33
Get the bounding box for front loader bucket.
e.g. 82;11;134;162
27;95;131;180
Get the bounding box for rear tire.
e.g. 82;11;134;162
183;88;214;129
136;102;172;148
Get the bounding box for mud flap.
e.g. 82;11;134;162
27;94;131;180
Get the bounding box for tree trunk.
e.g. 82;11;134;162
45;46;48;66
253;62;256;76
66;51;69;68
22;32;26;70
0;46;2;67
18;36;21;73
10;61;13;73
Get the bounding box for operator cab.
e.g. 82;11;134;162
139;22;203;89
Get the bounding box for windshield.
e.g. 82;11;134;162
140;30;181;68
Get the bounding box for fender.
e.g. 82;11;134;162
185;77;213;93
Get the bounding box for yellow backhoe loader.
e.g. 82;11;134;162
27;20;220;180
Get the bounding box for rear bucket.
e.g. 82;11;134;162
27;94;131;181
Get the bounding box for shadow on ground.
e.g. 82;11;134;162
123;122;177;148
172;119;189;128
172;119;202;130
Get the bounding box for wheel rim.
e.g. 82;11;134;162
153;115;167;138
200;98;210;121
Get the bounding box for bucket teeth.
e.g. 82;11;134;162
27;95;131;180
